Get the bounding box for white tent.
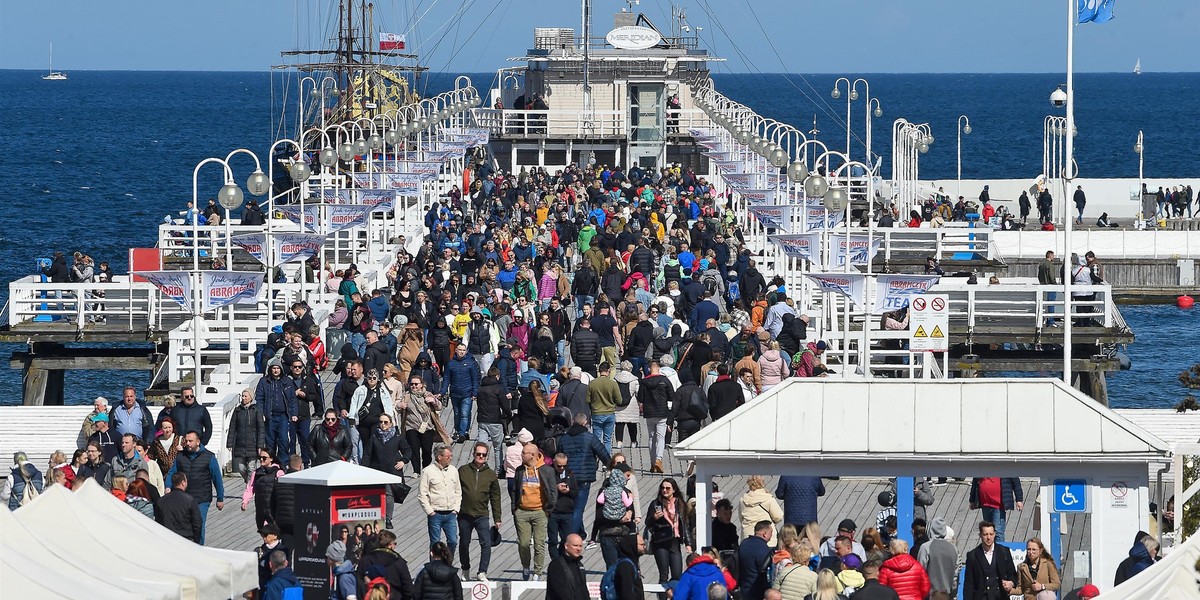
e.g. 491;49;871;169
1;509;181;600
1097;533;1200;599
75;481;258;595
278;459;405;486
11;483;235;600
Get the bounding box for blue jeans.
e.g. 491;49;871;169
293;418;313;466
629;356;648;378
266;415;291;463
572;482;592;537
547;511;575;559
197;502;210;545
556;340;567;370
982;506;1008;542
575;295;595;315
1044;291;1059;326
428;512;459;556
350;332;367;358
592;413;616;457
452;395;473;437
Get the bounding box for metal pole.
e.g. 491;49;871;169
1063;0;1074;386
226;207;237;384
192;273;202;396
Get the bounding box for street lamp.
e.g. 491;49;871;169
832;78;857;160
1134;130;1144;209
957;115;972;199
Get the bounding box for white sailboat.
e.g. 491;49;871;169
1133;58;1141;75
42;43;67;81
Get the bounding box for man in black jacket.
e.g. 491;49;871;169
270;456;303;545
613;534;645;600
287;359;323;468
963;521;1017;600
637;360;675;474
546;533;588;600
547;453;579;560
172;386;214;445
157;472;202;542
570;319;601;376
852;564;900;600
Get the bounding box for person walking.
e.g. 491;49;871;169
968;477;1023;542
917;517;959;595
776;475;826;529
256;360;299;464
510;442;558;581
646;476;692;588
156;472;203;542
458;441;502;581
556;411;611;538
310;409;353;465
1073;185;1087;225
241;449;282;529
587;362;622;455
419;444;462;560
547;453;580;560
398;375;445;470
739;475;784;548
413;542;464;600
226;388;265;481
878;539;931;600
637;360;675;474
1014;537;1060;600
474;368;510;473
546;533;588;600
963;521;1017;600
441;345;481;443
361;413;411;528
164;431;224;544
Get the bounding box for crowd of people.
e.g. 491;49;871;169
7;158;1134;599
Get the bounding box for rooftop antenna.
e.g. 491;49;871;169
622;0;639;13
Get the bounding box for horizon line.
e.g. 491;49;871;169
2;68;1197;75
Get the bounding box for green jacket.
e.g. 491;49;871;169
458;462;502;520
587;375;622;415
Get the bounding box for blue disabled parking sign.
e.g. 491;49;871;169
1053;479;1089;513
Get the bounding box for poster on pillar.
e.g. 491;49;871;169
136;270;194;312
200;271;263;311
830;235;883;268
324;204;374;233
356;189;396;212
274;233;327;265
873;275;941;314
805;273;867;307
386;173;424;197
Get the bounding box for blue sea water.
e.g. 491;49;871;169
0;70;1196;407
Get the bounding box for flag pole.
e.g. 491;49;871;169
1063;0;1075;388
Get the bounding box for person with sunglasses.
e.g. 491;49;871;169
171;385;213;446
361;413;412;529
310;409;353;465
457;442;502;581
241;449;282;529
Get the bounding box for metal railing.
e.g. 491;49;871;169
6;276;191;331
470;108;711;139
933;281;1115;329
993;229;1200;260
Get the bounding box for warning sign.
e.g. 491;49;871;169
910;293;949;352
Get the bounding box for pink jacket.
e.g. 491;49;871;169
758;349;791;386
538;272;557;300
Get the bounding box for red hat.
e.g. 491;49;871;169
1078;584;1101;599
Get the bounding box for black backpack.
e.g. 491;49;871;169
615;380;633;409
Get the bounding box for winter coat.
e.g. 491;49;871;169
546;553;588;600
226;402;265;460
613;370;641;424
7;463;44;510
739;488;784;547
172;401;214;445
165;446;224;505
495;347;520;393
261;566;301;600
776;476;825;528
1015;556;1061;600
556;424;611;485
758;350;791;387
917;537;958;594
255;375;299;418
570;328;601;366
475;376;510;425
705;377;742;422
441;354;481;399
362;427;413;478
514;390;549;441
673;557;728;600
310;421;354;465
1115;537;1155;586
156;489;203;541
637;373;675;419
878;553;931;600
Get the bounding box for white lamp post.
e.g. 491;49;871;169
831;78;857;162
957;115;972;199
1134;130;1144;213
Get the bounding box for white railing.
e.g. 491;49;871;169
932;281;1116;329
472;108;626;138
7;276;191;330
993;229;1200;260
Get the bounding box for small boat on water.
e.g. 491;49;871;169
42;43;66;81
1134;58;1141;75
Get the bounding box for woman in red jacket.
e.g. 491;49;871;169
879;538;931;600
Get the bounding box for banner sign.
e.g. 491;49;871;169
874;275;941;314
831;235;883;268
385;173;424;196
330;489;387;524
138;270;193;312
721;172;754;190
315;187;354;203
277;205;321;232
460;127;490;146
274;233;327;264
349;173;380;188
703;150;733;161
805;204;845;231
806;272;867;307
713;160;744;173
769;233;822;264
748;204;794;230
326;204;373;233
200;270;263;310
356;188;396;212
740;189;779;206
230;233;267;264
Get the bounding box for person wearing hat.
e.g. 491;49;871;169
78;396;111;449
821;519;867;559
255;524;290;591
257;358;300;464
796;340;830;378
87;412;120;462
3;452;44;510
918;516;959;595
325;540;358;600
1075;583;1101;599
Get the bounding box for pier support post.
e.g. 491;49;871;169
21;342;66;406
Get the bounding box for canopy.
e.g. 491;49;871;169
1097;533;1200;599
75;481;258;594
279;458;405;486
10;482;252;600
0;508;182;599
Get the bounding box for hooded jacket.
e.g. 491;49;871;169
441;353;481;399
556;424;611;484
673;556;729;600
637;373;675;419
475;375;510;425
255;371;299;418
879;552;932;600
1114;532;1155;586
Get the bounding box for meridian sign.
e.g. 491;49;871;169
605;26;662;50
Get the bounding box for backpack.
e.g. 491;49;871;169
615;380;633;409
599;557;635;600
600;485;631;522
702;271;720;296
19;468;39;506
683;386;708;421
726;280;740;305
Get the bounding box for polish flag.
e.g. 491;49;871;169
379;32;405;51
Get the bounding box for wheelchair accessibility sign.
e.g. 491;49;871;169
1053;479;1090;513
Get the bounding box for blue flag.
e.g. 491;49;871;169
1078;0;1116;24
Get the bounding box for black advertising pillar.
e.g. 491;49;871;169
288;483;386;600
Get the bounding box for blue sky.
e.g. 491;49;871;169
1;0;1196;73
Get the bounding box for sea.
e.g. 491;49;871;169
0;70;1197;408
